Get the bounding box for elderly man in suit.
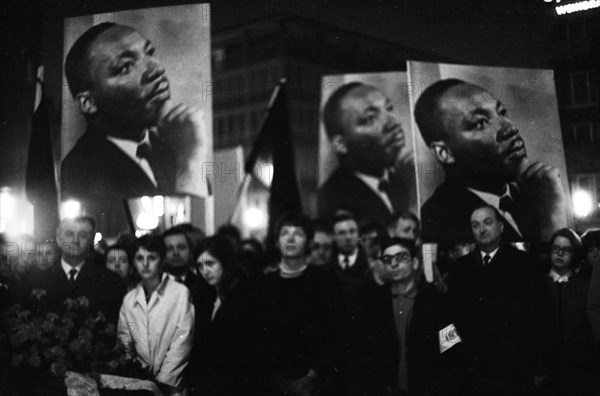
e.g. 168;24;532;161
61;22;208;235
446;205;552;394
414;79;568;244
18;217;126;324
318;82;409;226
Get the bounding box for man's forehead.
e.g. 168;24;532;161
88;25;147;59
471;207;497;222
383;244;409;255
314;231;332;240
335;219;357;231
60;219;92;231
341;86;386;111
164;234;188;244
439;83;498;114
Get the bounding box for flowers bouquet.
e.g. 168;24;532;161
4;289;155;395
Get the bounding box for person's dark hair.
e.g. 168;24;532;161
381;237;417;258
322;82;366;139
550;228;583;268
275;212;314;245
471;204;502;223
105;243;133;265
217;224;242;249
194;234;242;297
582;228;600;251
133;234;166;259
387;211;420;231
414;78;466;146
332;212;358;230
161;225;192;250
64;22;117;98
312;218;333;235
360;221;386;240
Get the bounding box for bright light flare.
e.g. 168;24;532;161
572;190;594;218
243;207;267;229
61;200;82;219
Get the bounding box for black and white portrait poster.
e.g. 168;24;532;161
407;61;572;244
318;72;418;227
60;4;212;236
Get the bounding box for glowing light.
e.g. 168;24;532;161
136;212;159;230
572;190;594;218
94;232;103;244
556;0;600;15
243;207;267;229
61;200;82;219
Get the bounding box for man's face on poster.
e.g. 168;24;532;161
85;26;171;130
337;85;404;172
438;83;526;182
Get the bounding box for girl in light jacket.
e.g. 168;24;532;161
118;235;194;396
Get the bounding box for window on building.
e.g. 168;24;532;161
561;71;599;107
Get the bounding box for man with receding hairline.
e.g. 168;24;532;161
414;79;568;244
318;82;409;226
446;205;552;394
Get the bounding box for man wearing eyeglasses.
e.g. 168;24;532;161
356;238;460;395
445;204;552;395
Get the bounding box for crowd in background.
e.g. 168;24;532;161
0;208;599;396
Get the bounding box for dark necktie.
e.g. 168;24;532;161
69;268;78;283
175;276;184;284
136;142;169;191
483;254;491;267
341;256;350;270
378;179;391;196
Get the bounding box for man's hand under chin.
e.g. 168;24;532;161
158;101;210;197
517;157;568;241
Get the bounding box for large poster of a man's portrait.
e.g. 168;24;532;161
60;4;212;237
318;72;418;228
407;61;572;244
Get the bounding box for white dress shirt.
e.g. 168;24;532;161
106;131;157;187
61;258;85;281
338;249;359;269
354;169;394;212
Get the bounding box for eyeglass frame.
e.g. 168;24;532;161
381;251;412;266
551;245;573;255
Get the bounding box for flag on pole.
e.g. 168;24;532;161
232;79;302;245
25;67;59;240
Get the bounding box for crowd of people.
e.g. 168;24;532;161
1;207;600;396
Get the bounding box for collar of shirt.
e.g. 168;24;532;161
467;184;522;237
61;258;85;280
134;272;170;308
354;169;393;212
479;247;500;262
549;268;572;283
338;249;359;268
105;131;157;187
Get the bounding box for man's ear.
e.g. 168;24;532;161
430;141;455;165
331;135;348;155
75;91;97;115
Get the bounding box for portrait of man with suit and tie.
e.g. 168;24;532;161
413;76;569;243
60;8;211;236
318;80;413;227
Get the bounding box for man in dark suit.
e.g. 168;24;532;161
18;217;126;324
356;237;460;395
446;205;552;395
318;82;409;226
414;79;568;244
330;213;370;298
61;23;208;235
161;226;198;289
